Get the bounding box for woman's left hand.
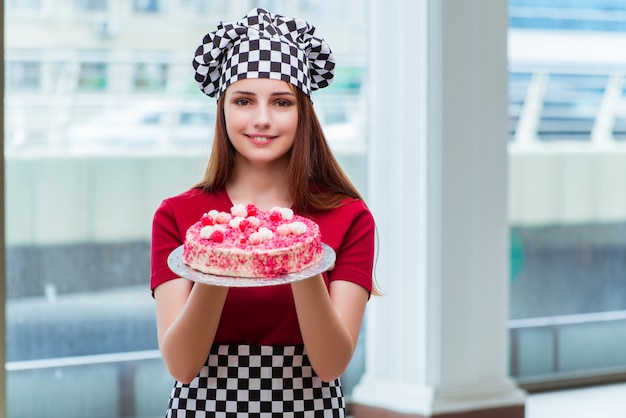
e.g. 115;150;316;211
290;274;368;382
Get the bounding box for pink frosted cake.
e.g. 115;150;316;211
182;203;323;278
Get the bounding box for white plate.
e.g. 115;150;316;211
167;243;336;287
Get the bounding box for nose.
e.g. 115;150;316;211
253;104;271;128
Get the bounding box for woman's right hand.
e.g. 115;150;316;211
154;278;228;383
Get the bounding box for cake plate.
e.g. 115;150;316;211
167;243;336;287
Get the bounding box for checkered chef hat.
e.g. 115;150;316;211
193;8;335;99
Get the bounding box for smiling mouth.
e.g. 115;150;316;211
248;135;275;144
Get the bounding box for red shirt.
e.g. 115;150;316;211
150;187;375;345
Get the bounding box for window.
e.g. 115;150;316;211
180;0;226;14
508;72;532;140
509;0;626;32
8;0;42;10
614;84;626;141
508;1;626;388
133;0;161;13
538;73;605;141
4;3;369;416
77;62;107;91
133;62;168;91
298;0;346;21
75;0;107;12
6;61;40;91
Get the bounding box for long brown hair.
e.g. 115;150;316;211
195;86;363;214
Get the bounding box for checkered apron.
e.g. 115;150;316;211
165;345;345;417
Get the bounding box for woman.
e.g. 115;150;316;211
150;8;377;417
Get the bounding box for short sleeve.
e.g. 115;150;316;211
320;200;376;294
150;199;184;292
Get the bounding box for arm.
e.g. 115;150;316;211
154;279;228;383
290;276;368;382
290;201;375;381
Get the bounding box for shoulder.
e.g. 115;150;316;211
313;198;374;227
153;187;231;234
312;199;376;291
309;198;375;247
157;188;229;216
160;188;213;210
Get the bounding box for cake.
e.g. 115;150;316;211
182;203;323;278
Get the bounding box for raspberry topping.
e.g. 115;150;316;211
246;204;258;217
210;230;224;242
239;219;251;232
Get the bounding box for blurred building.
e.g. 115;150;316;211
5;0;366;152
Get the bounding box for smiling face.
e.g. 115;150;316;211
223;78;299;167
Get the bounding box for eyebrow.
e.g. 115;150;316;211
230;90;296;97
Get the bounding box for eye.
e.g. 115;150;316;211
234;98;251;106
275;99;293;107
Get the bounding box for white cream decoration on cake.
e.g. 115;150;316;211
270;207;294;220
249;227;274;245
229;216;245;229
281;208;294;220
230;204;248;218
276;224;292;236
247;216;261;229
290;221;307;235
201;224;226;238
215;211;232;224
200;225;214;238
258;227;273;240
276;222;307;236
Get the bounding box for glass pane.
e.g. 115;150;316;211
133;0;161;13
8;0;42;11
133;62;168;91
78;62;107;91
180;0;227;14
75;0;107;12
614;85;626;141
4;2;369;417
508;71;532;140
508;0;626;387
538;74;605;142
6;61;41;91
509;0;626;32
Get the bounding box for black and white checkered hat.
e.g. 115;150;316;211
193;8;335;99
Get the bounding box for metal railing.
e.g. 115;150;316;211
6;350;168;418
509;310;626;384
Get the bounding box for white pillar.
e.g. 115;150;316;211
352;0;526;416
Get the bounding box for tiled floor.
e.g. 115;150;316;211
526;382;626;418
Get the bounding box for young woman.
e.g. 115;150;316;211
150;8;376;417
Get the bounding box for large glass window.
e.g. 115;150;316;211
6;61;41;91
133;62;168;91
4;1;369;416
133;0;162;13
537;73;605;142
78;62;107;91
180;0;227;14
509;0;626;32
508;0;626;389
8;0;42;11
75;0;107;12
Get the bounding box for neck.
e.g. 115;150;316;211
226;159;292;210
